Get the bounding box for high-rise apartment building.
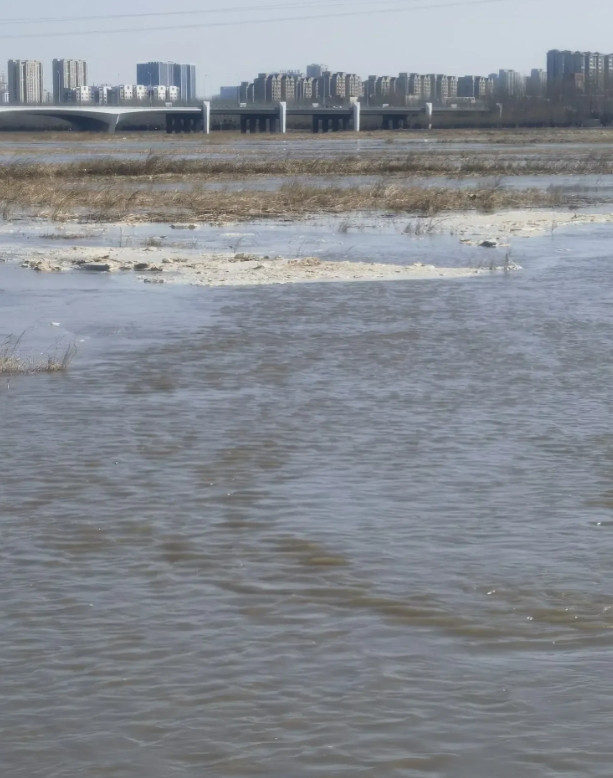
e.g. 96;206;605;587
430;74;457;101
457;75;493;99
330;72;347;99
52;59;87;103
137;61;174;88
0;72;8;103
136;61;196;102
295;76;317;102
497;69;526;97
605;56;613;95
527;69;547;97
328;72;362;101
7;60;43;104
583;52;606;93
546;50;593;95
306;63;328;79
173;63;196;102
554;50;613;95
407;73;423;99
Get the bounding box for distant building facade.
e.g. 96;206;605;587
527;69;546;97
65;85;94;103
546;49;612;96
173;63;196;102
8;59;43;104
52;59;87;103
0;72;8;103
496;69;526;98
457;75;493;99
306;63;328;79
430;74;458;101
237;63;362;104
136;61;196;101
219;86;240;102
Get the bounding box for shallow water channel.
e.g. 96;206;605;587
2;135;613;777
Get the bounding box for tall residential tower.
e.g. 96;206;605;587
136;61;196;101
7;60;43;104
52;59;87;103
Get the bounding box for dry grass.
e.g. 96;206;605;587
0;175;575;223
0;142;602;223
4;127;613;146
0;334;76;375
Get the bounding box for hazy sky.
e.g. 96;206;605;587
2;0;613;95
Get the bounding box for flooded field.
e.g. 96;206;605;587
2;132;613;777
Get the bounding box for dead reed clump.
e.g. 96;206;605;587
39;231;96;240
0;171;579;223
0;334;77;375
403;217;441;235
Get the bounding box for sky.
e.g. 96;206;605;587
2;0;613;95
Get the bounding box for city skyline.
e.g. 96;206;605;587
3;51;612;106
2;0;613;95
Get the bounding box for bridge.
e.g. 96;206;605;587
0;102;501;134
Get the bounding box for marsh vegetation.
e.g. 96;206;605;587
0;169;578;223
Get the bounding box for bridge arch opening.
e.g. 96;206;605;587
61;116;117;133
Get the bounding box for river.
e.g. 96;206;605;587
1;135;613;777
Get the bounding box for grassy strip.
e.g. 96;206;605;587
0;179;573;222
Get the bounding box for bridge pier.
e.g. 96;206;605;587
202;101;211;134
279;101;287;134
352;102;360;132
167;115;206;134
311;113;356;134
425;102;433;130
237;114;280;133
167;115;191;133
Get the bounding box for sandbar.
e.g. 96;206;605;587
4;244;503;286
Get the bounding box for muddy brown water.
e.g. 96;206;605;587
2;137;613;777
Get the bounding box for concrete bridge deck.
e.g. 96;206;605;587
0;102;501;134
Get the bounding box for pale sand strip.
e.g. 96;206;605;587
433;209;613;240
5;245;508;286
